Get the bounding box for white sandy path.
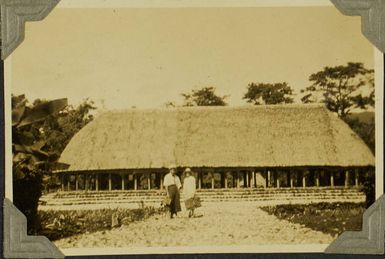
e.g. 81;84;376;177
54;202;335;248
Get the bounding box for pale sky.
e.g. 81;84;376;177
11;6;374;110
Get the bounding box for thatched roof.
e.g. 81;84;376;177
58;104;374;171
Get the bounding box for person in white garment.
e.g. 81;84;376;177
183;168;197;218
163;164;182;218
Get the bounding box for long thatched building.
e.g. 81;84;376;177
55;104;374;192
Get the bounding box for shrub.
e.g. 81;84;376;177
261;202;365;237
38;206;163;241
360;172;375;208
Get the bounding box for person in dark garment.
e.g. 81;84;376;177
163;164;182;218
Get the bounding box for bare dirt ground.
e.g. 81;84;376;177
54;201;335;248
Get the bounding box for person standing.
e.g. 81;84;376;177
183;168;197;218
163;164;182;218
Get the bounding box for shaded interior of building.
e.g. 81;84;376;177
55;167;374;192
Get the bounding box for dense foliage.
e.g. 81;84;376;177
37;98;95;156
12;95;95;234
243;82;294;105
360;171;376;208
39;206;165;240
12;95;68;234
182;86;228;106
261;202;365;237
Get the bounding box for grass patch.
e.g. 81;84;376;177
38;206;167;241
261;202;365;237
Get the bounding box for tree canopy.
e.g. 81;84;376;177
12;95;68;233
243;82;294;105
41;98;96;157
301;62;374;118
182;87;228;106
12;94;96;234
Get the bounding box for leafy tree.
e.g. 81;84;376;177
12;95;68;234
182;87;228;106
243;82;294;105
12;95;96;234
301;62;374;118
41;99;96;156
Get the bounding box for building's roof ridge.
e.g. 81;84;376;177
101;103;327;114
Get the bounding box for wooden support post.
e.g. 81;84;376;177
290;171;294;188
220;172;224;188
108;173;112;191
61;174;65;191
253;171;256;188
211;173;215;189
237;171;240;188
330;172;334;187
224;173;228;189
122;173;126;190
316;171;320;187
96;174;99;191
198;171;202;189
345;171;349;187
67;174;71;191
285;171;290;187
85;173;89;191
276;177;280;189
263;170;267;188
75;175;79;191
232;172;236;188
160;173;164;190
355;169;359;187
245;172;249;188
320;170;324;187
147;173;151;190
134;174;138;190
263;170;268;189
267;170;271;188
302;171;306;188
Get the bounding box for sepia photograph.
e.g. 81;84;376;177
4;0;383;255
